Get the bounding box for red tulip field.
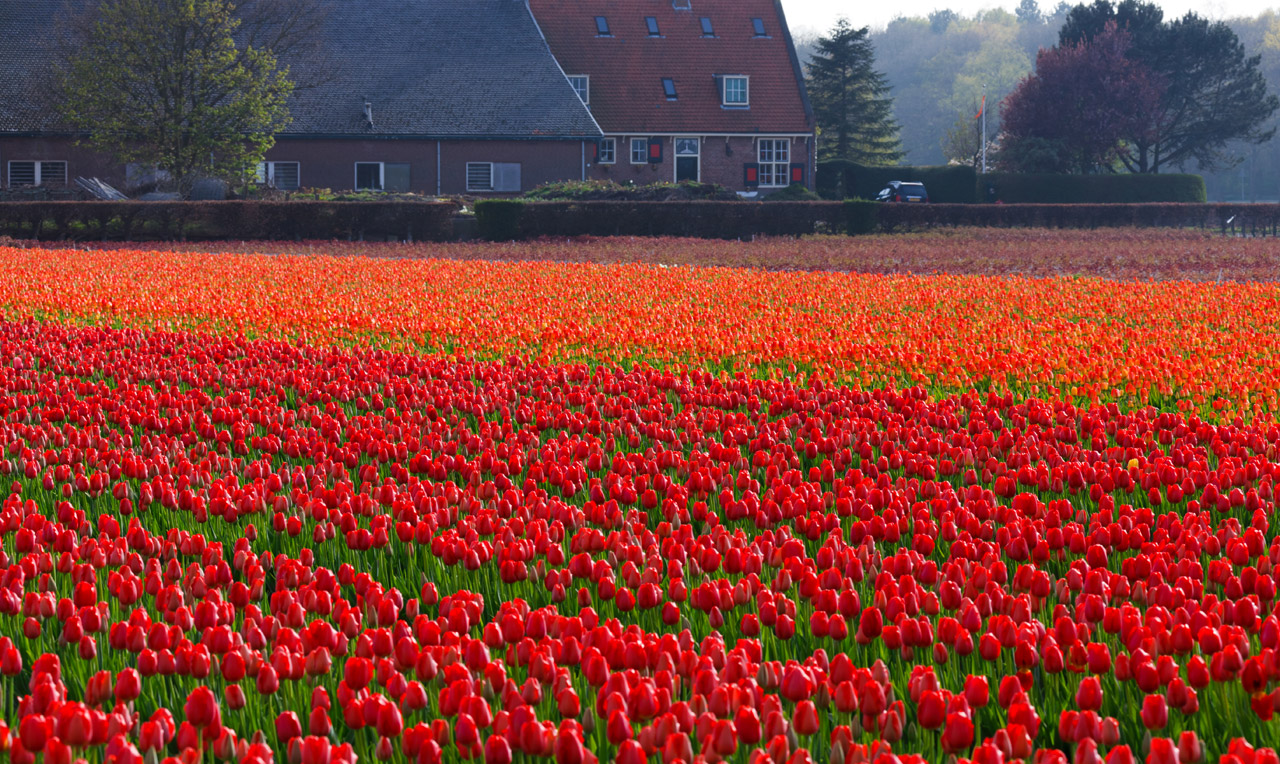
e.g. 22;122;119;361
1;235;1279;764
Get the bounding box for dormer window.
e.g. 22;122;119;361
752;18;767;36
567;75;589;104
645;16;660;36
721;75;748;106
700;17;714;36
662;78;677;99
595;16;611;36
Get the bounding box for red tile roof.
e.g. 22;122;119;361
529;0;813;135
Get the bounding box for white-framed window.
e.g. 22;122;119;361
466;162;521;192
354;162;410;192
758;139;790;187
598;138;616;164
630;138;648;164
722;76;749;107
567;75;589;105
8;160;67;187
256;161;300;190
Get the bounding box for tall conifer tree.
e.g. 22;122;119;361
807;19;902;165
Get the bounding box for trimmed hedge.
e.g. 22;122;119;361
5;198;1272;242
476;200;850;240
818;161;980;203
978;173;1206;204
818;162;1208;205
474;200;525;241
481;200;1280;238
844;201;879;235
875;202;1264;231
0;200;460;241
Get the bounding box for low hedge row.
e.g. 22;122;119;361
477;200;851;240
479;200;1280;239
878;203;1268;231
0;200;461;241
4;199;1273;242
816;161;1208;204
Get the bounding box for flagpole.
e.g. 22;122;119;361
981;83;987;174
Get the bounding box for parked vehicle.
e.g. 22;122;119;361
876;180;929;203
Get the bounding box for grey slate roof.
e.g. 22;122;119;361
0;0;602;139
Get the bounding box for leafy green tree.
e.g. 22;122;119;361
807;18;902;165
1060;0;1278;172
929;10;958;34
57;0;295;193
1016;0;1044;24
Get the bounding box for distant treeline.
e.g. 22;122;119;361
794;4;1280;201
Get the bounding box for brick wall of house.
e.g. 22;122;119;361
587;135;813;194
0;136;591;194
268;139;589;195
0;137;127;190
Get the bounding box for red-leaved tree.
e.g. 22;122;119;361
997;22;1163;173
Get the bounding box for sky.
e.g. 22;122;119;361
780;0;1278;36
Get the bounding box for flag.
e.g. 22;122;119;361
975;94;986;120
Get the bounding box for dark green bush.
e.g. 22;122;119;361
978;173;1206;203
474;199;526;240
843;201;880;234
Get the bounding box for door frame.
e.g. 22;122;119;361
673;137;700;183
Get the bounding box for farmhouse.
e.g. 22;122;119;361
0;0;602;195
527;0;815;195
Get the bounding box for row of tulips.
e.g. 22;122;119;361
5;242;1280;420
0;321;1276;764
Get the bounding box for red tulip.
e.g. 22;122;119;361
964;676;989;708
1074;739;1102;764
792;701;819;737
300;737;331;764
1076;677;1103;712
940;712;974;754
345;657;374;691
1146;738;1178;764
616;740;646;764
276;712;302;745
225;684;247;711
917;691;946;730
184;687;218;728
1178;731;1202;764
114;669;140;703
484;736;512;764
1141;695;1168;731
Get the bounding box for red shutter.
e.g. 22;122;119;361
790;163;806;186
648;138;664;163
743;163;759;189
591;142;599;162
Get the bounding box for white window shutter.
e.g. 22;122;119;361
494;163;521;192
